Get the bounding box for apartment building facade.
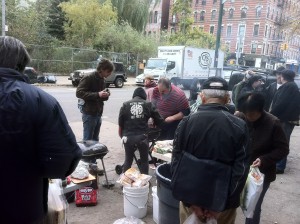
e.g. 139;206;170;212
167;0;300;71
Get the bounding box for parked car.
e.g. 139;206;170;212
24;67;38;84
135;73;145;86
37;73;57;84
68;62;127;88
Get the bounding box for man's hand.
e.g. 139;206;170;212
98;91;109;98
190;205;220;219
252;158;261;167
165;116;175;123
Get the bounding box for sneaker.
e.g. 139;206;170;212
276;169;284;174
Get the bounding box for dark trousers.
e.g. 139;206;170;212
123;134;149;174
277;121;295;171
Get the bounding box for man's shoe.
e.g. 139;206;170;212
276;169;284;174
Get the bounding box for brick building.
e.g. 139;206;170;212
145;0;171;39
167;0;300;71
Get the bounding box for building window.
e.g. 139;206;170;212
264;25;268;37
154;11;158;23
262;43;265;54
172;14;176;23
228;8;234;19
195;0;199;5
226;25;232;37
202;0;206;5
210;25;215;34
267;7;270;18
149;11;153;23
269;27;272;38
251;43;257;54
256;6;262;18
211;10;217;20
253;24;259;36
238;25;246;37
213;0;217;4
266;44;269;55
200;11;205;21
241;7;247;18
194;12;198;22
171;28;175;34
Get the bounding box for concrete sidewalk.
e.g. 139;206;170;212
67;117;300;224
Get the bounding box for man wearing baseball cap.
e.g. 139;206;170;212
171;77;250;224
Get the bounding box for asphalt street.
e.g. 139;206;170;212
38;78;300;224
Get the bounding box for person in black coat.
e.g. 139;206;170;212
118;87;164;174
264;66;285;110
270;69;300;173
0;36;82;224
237;92;289;224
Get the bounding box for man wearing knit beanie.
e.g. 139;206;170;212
118;87;164;174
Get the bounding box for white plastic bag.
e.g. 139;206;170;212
113;216;145;224
183;213;217;224
240;167;264;218
43;179;68;224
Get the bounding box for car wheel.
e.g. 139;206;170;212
114;77;124;88
105;83;110;88
72;80;79;87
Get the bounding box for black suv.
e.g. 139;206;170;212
69;62;127;88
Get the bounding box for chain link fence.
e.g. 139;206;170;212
26;44;136;75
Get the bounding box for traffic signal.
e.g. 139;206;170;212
280;43;289;50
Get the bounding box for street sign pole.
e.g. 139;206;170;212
214;0;225;69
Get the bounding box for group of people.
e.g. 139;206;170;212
1;35;299;224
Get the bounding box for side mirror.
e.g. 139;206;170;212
166;61;175;71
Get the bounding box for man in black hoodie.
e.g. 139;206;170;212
270;69;300;173
118;87;164;174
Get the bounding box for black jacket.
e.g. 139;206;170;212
265;82;277;110
171;104;250;210
76;71;108;116
247;111;289;182
0;68;81;224
270;81;300;121
118;96;164;136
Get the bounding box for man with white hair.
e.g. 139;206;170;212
171;77;250;224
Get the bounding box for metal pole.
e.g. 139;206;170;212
2;0;5;36
214;0;225;68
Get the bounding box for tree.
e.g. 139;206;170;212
166;0;216;48
111;0;159;32
46;0;67;40
94;21;157;57
60;0;117;47
5;0;52;44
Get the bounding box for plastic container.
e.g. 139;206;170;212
152;186;159;224
123;183;149;219
156;164;180;224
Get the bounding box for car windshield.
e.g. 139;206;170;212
145;59;167;70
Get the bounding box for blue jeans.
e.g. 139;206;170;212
245;181;270;224
82;113;102;141
277;122;294;171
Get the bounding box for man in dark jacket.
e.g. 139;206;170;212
264;66;285;110
237;92;289;224
171;77;250;224
76;58;114;141
270;69;300;173
0;36;82;224
118;87;164;174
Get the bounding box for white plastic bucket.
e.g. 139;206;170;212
123;183;149;219
152;186;159;224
